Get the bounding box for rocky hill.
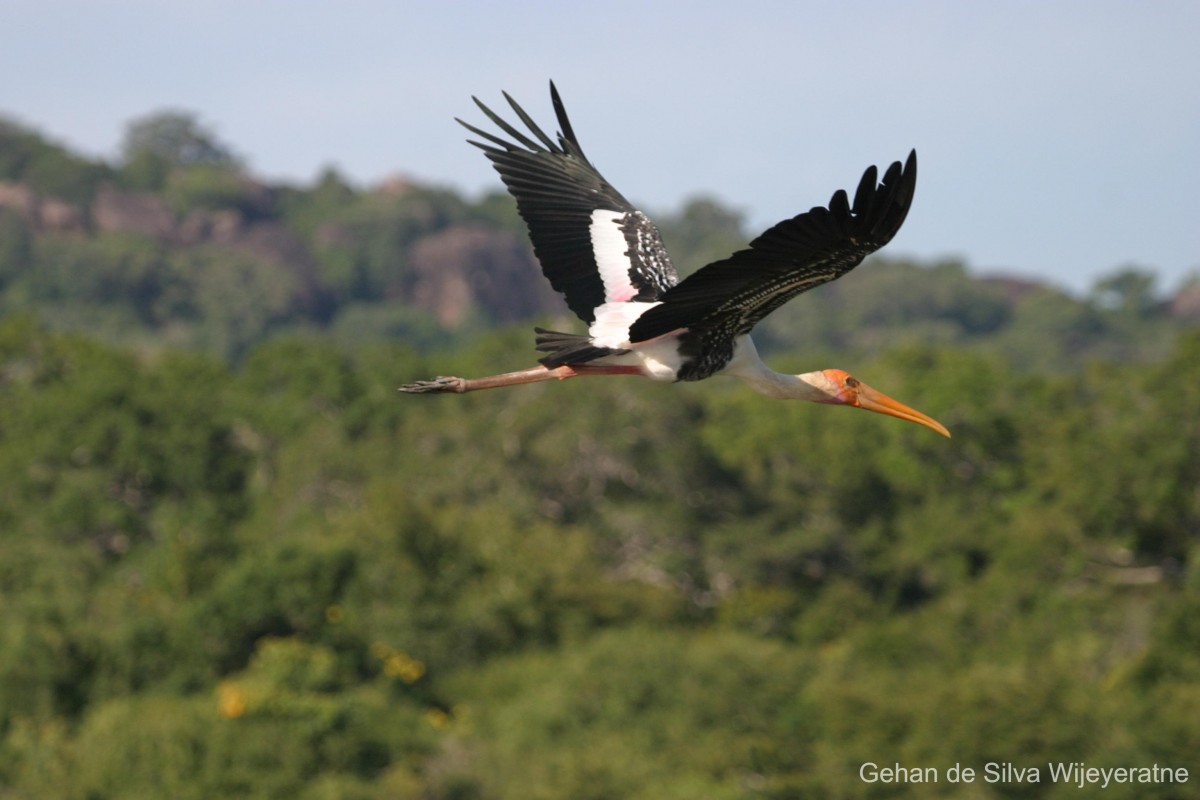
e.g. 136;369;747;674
0;111;1196;364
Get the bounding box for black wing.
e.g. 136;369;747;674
628;151;917;343
459;82;679;324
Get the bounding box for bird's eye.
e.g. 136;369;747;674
845;376;861;389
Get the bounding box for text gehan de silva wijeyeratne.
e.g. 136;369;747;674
859;762;1189;789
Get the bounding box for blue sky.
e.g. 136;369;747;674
3;1;1198;293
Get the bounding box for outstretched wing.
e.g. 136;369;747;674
459;82;679;324
628;150;917;343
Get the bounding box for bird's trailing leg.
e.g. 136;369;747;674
400;363;643;394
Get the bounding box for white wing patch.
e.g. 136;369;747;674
587;300;684;381
589;209;637;304
588;301;661;348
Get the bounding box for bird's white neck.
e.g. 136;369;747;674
719;336;837;402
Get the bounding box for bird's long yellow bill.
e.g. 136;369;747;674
854;383;951;438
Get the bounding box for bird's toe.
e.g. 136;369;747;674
399;376;463;394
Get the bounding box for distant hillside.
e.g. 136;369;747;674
1;111;1197;365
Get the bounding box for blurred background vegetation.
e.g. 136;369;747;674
0;111;1198;799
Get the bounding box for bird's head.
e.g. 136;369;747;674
814;368;951;437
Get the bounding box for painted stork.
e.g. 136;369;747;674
401;83;949;438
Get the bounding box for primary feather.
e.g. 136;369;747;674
628;151;917;343
458;82;679;324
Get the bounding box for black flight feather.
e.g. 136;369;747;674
458;81;679;324
628;150;917;344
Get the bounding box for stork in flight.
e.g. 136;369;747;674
401;83;949;438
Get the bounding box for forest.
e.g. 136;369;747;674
0;112;1198;799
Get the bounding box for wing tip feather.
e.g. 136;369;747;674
629;147;921;341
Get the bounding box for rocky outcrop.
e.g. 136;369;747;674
38;198;86;232
0;182;36;219
0;179;564;330
1168;282;1200;320
91;185;177;239
0;181;86;233
407;225;559;327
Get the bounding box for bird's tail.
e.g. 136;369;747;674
534;327;628;367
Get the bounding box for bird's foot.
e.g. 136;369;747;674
399;376;466;394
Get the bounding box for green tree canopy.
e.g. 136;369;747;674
120;111;241;190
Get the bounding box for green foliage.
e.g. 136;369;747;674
305;184;479;305
439;627;812;799
3;232;319;360
19;233;169;321
1091;266;1159;316
1;316;1198;798
0;117;112;201
7;638;434;800
0;207;32;289
164;164;269;218
172;245;315;359
119;110;240;191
